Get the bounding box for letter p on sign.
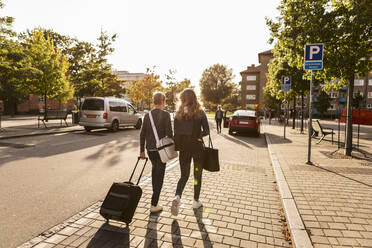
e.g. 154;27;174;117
305;44;323;61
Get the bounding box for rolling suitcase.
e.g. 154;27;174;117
100;157;148;225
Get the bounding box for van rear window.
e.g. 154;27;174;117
82;99;104;111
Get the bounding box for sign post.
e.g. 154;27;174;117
281;76;291;139
304;44;324;165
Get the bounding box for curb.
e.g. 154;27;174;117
0;128;83;140
264;128;313;248
17;158;180;248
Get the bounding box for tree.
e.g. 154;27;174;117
352;92;364;109
200;64;234;108
0;39;38;115
266;0;372;155
314;90;331;118
164;70;193;110
222;83;240;111
127;79;145;108
24;28;73;113
128;68;162;109
0;1;39;115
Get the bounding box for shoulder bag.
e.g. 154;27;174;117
149;110;178;163
202;134;220;172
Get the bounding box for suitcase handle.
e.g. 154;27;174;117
129;157;148;185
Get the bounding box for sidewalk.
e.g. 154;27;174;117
18;156;291;247
263;123;372;248
0;115;83;139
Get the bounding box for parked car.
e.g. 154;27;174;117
228;110;261;136
79;97;142;132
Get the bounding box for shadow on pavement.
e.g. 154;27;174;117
311;164;372;188
194;207;213;248
264;132;293;144
87;223;130;247
0;128;139;167
171;220;184;247
220;133;254;149
143;212;161;247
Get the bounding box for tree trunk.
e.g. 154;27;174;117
292;97;296;129
301;93;304;133
363;73;368;108
345;77;354;156
44;94;47;118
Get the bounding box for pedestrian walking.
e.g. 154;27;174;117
171;88;210;215
140;92;173;213
215;105;223;134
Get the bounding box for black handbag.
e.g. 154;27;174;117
202;134;220;172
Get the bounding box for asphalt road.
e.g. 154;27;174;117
0;120;269;248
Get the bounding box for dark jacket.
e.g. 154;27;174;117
174;111;210;152
140;109;173;153
215;110;223;120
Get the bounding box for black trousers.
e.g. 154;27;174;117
216;119;222;133
147;151;166;206
176;149;203;201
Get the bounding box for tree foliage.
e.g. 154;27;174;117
127;68;162;109
266;0;372;155
24;28;73;109
200;64;235;107
314;90;331;116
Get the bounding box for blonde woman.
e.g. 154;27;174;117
171;88;210;215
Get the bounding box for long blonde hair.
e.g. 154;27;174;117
175;88;202;120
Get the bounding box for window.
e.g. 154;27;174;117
369;79;372;86
354;79;364;86
246;76;256;81
246;95;256;100
246;85;256;91
353;92;363;97
128;104;135;114
82;99;104;111
368;92;372;99
328;92;339;98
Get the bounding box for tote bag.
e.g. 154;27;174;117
202;134;220;172
149;110;178;163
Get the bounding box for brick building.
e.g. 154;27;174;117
16;95;75;114
240;50;273;110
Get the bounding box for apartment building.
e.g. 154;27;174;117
240;50;273;110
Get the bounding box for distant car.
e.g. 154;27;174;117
228;110;261;136
79;97;142;132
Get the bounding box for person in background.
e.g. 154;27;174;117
215;105;223;134
171;88;210;215
140;92;173;213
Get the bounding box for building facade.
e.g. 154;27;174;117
240;50;273;110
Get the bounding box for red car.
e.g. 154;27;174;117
228;110;261;136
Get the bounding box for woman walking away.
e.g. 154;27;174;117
171;88;210;215
215;105;223;134
140;92;173;213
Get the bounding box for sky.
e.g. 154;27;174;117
2;0;280;94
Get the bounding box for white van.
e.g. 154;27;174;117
79;97;142;132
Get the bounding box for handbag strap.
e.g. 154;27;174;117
149;110;160;147
208;134;213;148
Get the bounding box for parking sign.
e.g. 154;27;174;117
304;44;324;70
281;76;291;92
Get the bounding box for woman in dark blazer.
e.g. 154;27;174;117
171;88;210;215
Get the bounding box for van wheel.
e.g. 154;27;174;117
135;119;142;129
228;129;233;135
84;126;92;132
110;120;119;132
